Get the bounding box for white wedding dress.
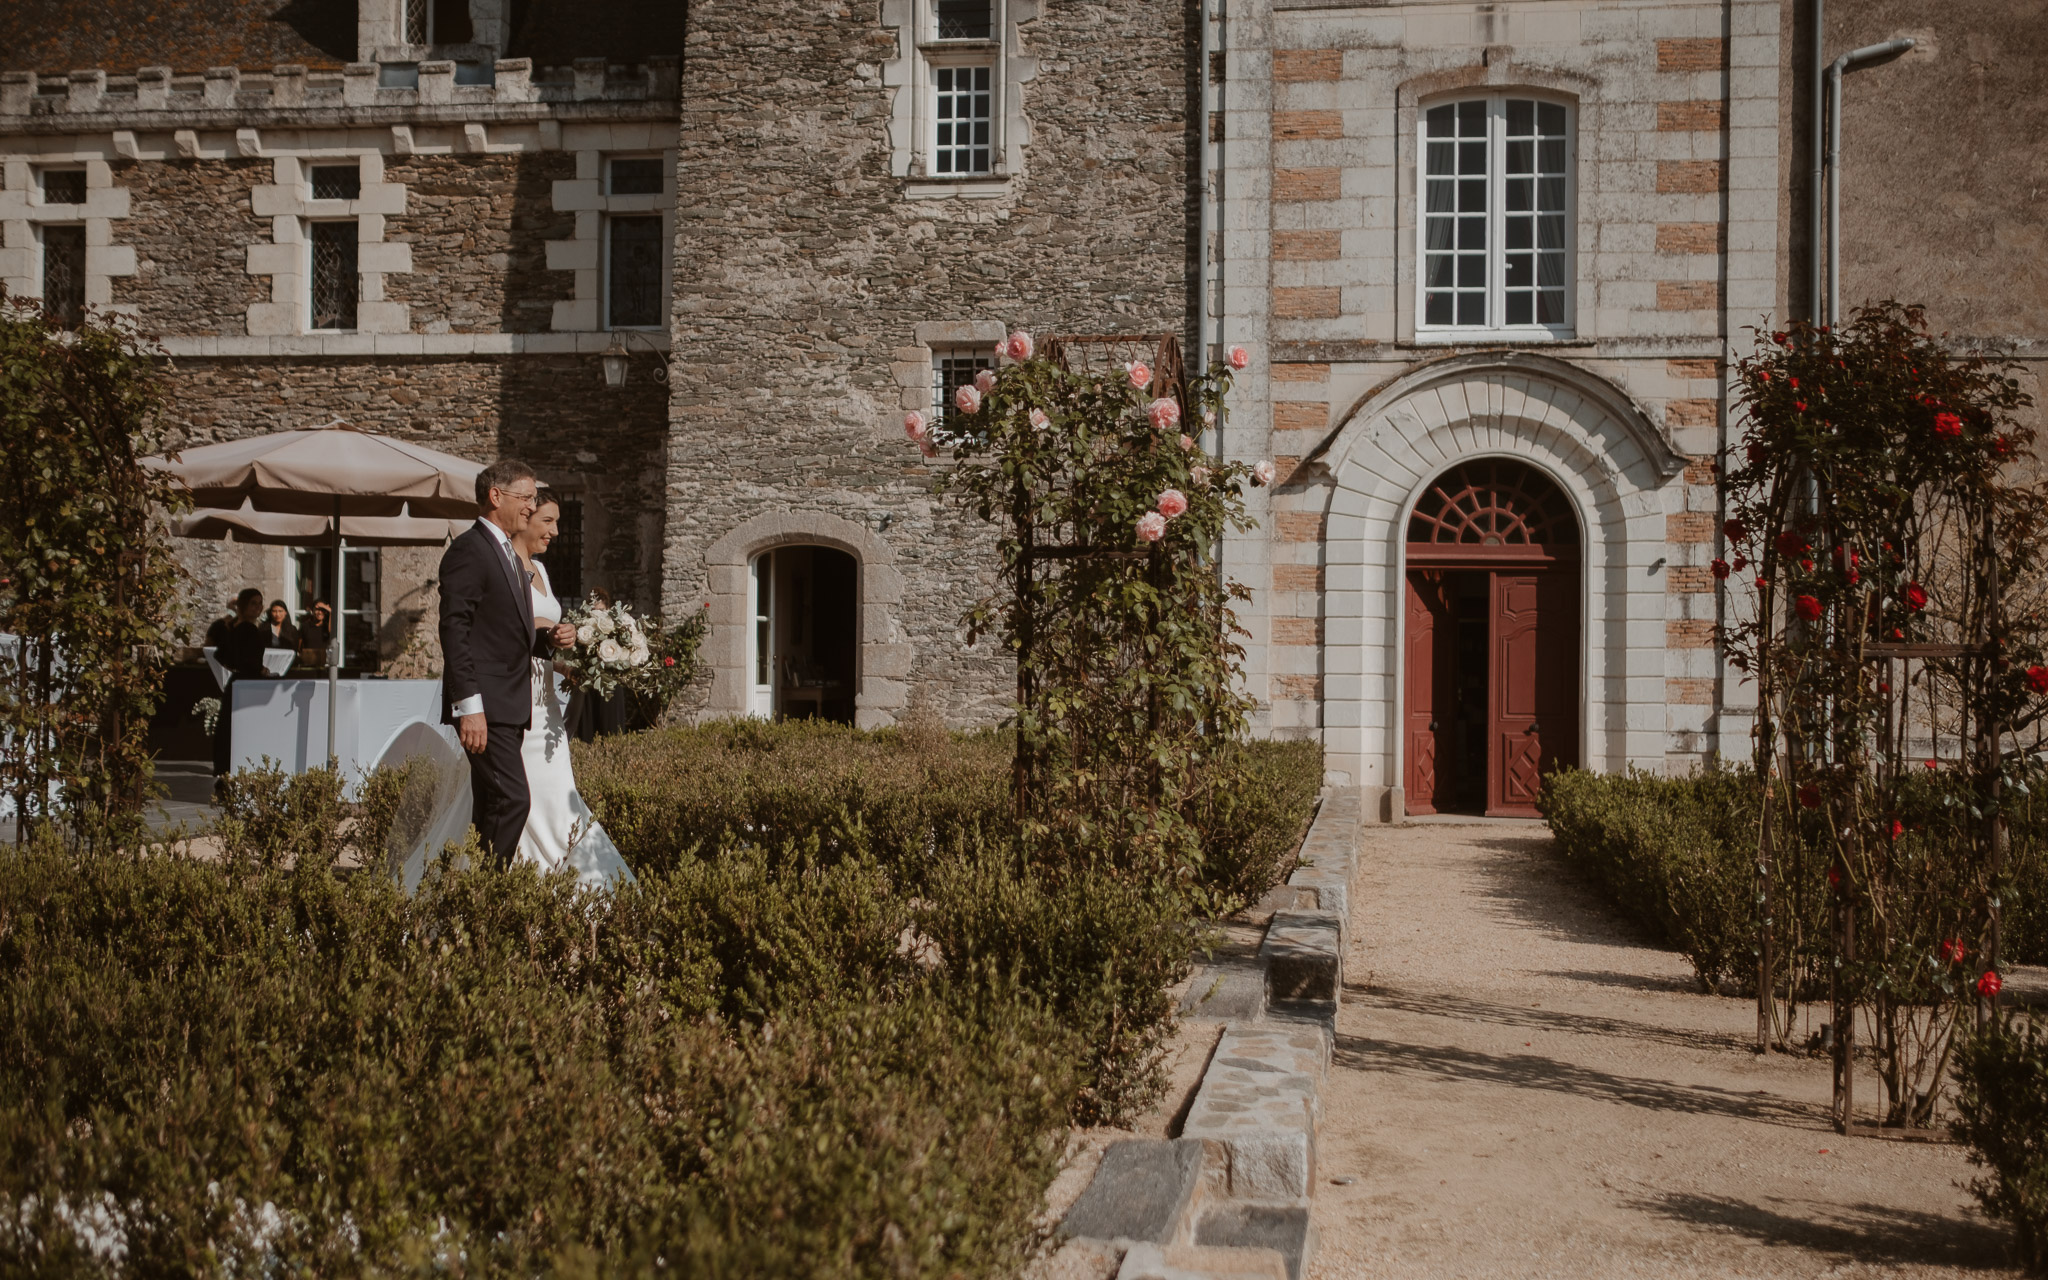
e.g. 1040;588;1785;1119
516;561;636;891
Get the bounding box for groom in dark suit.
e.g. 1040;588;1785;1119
439;459;575;867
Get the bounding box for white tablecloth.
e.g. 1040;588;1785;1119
231;678;443;797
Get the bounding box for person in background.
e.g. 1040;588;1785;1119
212;587;269;787
300;601;333;654
260;599;301;651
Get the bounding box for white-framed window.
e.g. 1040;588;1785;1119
933;64;994;176
933;349;994;433
308;220;359;331
748;551;775;718
1418;94;1574;338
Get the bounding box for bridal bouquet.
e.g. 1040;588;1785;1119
559;599;652;699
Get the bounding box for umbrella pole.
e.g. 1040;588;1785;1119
328;498;342;765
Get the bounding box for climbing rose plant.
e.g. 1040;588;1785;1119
914;333;1271;894
1721;300;2046;1126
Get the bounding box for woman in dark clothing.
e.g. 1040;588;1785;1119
260;599;301;651
299;601;333;655
213;588;269;785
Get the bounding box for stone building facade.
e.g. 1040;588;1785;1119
6;1;2040;813
0;0;684;667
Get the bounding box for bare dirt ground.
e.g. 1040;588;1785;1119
1310;820;2035;1280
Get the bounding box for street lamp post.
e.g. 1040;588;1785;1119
1823;38;1915;327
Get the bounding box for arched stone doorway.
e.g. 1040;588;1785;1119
1403;459;1580;816
701;511;912;729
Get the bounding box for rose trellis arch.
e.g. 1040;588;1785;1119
1307;353;1689;807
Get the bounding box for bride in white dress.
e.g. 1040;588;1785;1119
509;492;636;891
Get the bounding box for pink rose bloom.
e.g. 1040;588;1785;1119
1252;459;1276;486
1126;361;1153;389
1029;408;1050;430
1136;511;1167;542
1190;465;1212;487
974;368;995;394
1148;397;1180;431
1179;434;1194;452
1006;330;1035;361
919;439;937;459
903;410;928;442
1156;489;1189;519
954;384;982;415
1228;345;1250;370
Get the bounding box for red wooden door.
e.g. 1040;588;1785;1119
1488;571;1578;816
1404;574;1442;813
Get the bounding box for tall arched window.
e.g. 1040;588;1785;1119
1418;95;1575;338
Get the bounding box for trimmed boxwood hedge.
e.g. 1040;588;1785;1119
0;722;1323;1275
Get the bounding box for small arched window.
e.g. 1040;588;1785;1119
1408;460;1578;559
1418;94;1575;337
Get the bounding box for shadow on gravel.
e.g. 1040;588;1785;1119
1346;985;1751;1056
1461;834;1670;952
1332;1032;1822;1129
1625;1192;2010;1269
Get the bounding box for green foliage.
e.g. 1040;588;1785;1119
628;601;710;718
1539;766;1763;992
1182;739;1325;907
1952;1016;2048;1273
0;300;183;843
932;340;1264;888
1541;764;2048;997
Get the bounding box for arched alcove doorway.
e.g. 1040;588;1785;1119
747;545;859;723
1403;459;1580;816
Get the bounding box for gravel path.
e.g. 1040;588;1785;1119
1309;820;2021;1279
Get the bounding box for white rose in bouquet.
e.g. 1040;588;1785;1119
629;641;650;665
575;623;596;646
591;609;616;636
597;637;625;664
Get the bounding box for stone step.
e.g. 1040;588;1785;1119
1178;1022;1330;1202
1195;1203;1314;1280
1060;1138;1206;1247
1116;1241;1291;1280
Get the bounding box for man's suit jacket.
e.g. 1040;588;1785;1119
438;521;550;727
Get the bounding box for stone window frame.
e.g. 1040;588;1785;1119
547;143;675;332
1412;90;1579;344
1392;63;1598;348
896;319;1007;446
881;0;1037;199
247;152;411;336
0;156;137;319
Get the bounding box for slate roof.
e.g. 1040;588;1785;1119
0;0;358;74
0;0;687;76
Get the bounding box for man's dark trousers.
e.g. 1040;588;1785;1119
469;722;529;869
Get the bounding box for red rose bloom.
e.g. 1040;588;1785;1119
1940;938;1967;965
1890;818;1905;840
1798;784;1822;809
1789;377;1800;389
664;656;677;667
2029;665;2048;694
1801;559;1815;572
1723;518;1747;543
1796;595;1823;620
1827;865;1843;888
1977;971;2003;998
1776;531;1808;558
1904;582;1929;610
1795;400;1809;412
1933;412;1963;438
1758;370;1771;382
1926;759;1939;770
1711;558;1731;580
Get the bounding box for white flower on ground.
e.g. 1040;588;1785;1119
1136;511;1167;542
954;384;982;414
1252;459;1276;486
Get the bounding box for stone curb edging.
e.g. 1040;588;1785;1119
1057;791;1361;1280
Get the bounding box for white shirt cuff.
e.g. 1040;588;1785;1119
450;694;484;719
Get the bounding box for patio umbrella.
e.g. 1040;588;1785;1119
150;423;485;762
145;421;483;518
175;502;469;547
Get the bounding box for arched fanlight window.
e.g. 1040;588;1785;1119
1407;459;1578;551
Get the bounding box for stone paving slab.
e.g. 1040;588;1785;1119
1179;1022;1330;1202
1061;1138;1205;1246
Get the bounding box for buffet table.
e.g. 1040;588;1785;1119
231;677;442;796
